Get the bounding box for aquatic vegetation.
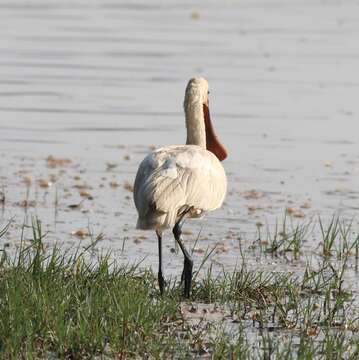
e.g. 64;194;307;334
0;217;359;358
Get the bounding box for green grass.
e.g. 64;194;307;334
0;220;183;359
1;217;359;359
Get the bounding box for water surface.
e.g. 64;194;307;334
0;0;359;277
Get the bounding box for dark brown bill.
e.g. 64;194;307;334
203;103;228;161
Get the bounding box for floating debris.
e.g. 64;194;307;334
110;181;120;188
243;190;264;200
307;326;319;337
193;248;205;254
17;200;36;208
286;207;305;218
46;155;72;168
38;179;52;188
191;11;200;20
68;203;82;210
74;183;92;190
79;190;93;199
324;161;333;168
22;176;32;185
300;202;312;209
71;229;89;239
123;181;134;192
106;162;118;171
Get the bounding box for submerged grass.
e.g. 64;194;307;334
1;217;359;358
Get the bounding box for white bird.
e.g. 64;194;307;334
133;77;227;297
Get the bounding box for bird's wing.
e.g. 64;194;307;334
134;146;227;218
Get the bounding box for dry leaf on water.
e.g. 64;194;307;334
46;155;72;168
193;248;205;254
123;181;134;192
307;326;319;337
106;163;118;171
71;229;89;239
286;207;305;218
324;161;333;168
22;176;32;185
68;203;81;209
79;190;93;199
243;190;264;200
74;183;92;190
38;179;52;188
191;11;200;20
110;181;120;188
18;200;36;208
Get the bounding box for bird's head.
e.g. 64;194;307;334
184;77;227;161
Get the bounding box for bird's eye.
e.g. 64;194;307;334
207;90;210;95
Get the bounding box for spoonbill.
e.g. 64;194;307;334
133;77;227;297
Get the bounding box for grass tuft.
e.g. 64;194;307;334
0;217;359;358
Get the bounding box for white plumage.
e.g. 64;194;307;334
133;77;228;297
134;145;227;230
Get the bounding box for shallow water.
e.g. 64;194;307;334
0;0;359;280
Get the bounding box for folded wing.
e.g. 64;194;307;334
134;145;227;229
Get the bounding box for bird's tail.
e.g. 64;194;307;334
136;211;176;231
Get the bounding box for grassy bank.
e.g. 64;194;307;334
1;218;359;359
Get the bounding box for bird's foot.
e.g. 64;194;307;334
183;258;193;298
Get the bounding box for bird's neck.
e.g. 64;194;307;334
185;100;206;148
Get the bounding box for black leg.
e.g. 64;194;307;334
173;217;193;298
156;230;165;295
